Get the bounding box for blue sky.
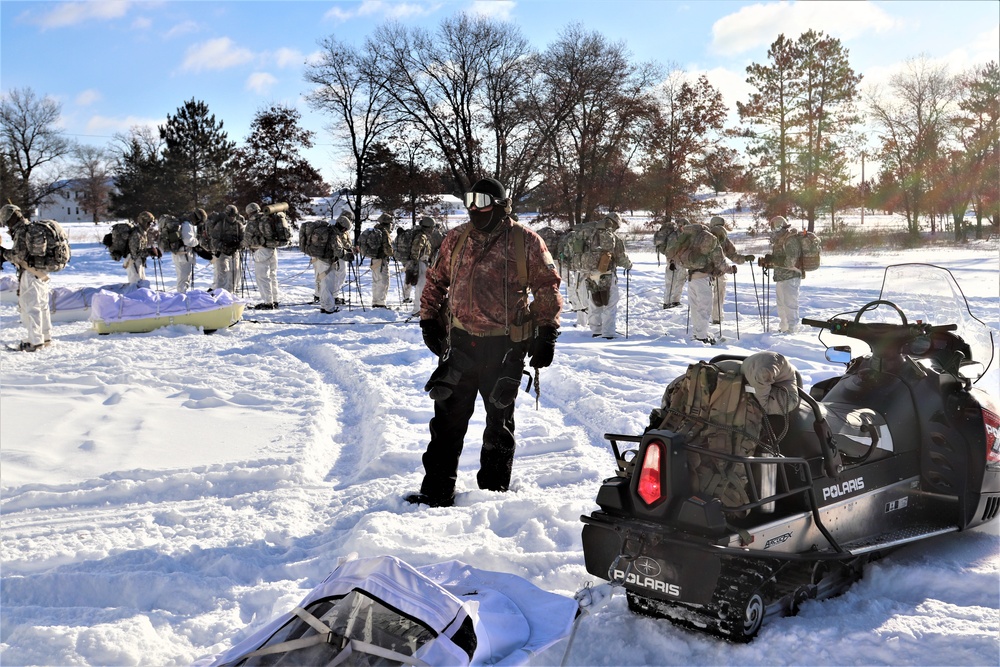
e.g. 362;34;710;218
2;1;998;186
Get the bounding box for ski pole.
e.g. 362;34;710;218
749;259;763;327
625;269;630;340
733;267;740;341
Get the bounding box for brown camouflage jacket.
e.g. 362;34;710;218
420;217;562;334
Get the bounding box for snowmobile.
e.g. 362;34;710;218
581;263;1000;641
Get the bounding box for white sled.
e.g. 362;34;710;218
90;287;246;334
201;555;578;667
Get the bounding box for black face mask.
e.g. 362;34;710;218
470;207;505;233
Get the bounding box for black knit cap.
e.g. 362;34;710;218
470;177;507;202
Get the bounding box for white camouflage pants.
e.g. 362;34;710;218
573;271;590;327
776;276;801;333
664;264;685;306
172;249;197;293
315;259;339;311
712;273;728;323
254;247;279;305
688;271;713;340
213;253;241;294
588;274;620;338
412;260;428;315
370;257;390;306
19;270;51;346
124;256;145;285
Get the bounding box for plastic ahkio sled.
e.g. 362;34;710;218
90;287;246;335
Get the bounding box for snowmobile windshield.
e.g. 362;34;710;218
877;263;995;383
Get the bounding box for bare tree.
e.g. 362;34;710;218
71;144;112;223
305;35;399;235
366;15;537;196
0;87;74;212
530;23;659;225
868;57;957;236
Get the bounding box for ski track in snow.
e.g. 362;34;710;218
1;222;998;666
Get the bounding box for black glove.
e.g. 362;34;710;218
152;247;163;259
195;245;214;261
420;318;447;357
668;261;676;272
729;264;738;274
744;254;755;263
528;325;558;369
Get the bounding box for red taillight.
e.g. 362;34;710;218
637;441;664;505
983;407;1000;465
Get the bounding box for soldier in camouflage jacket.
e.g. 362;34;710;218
409;178;562;508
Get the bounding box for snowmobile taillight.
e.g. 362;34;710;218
637;441;664;505
983;407;1000;465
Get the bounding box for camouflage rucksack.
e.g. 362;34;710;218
23;219;71;272
213;213;244;256
358;228;386;259
653;222;679;257
392;226;415;261
261;211;292;248
582;225;618;272
797;231;821;272
299;219;343;261
158;215;184;253
671;223;719;271
648;360;766;516
103;222;135;261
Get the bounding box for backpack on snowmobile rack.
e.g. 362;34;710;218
646;353;799;516
103;222;134;262
393;226;415;261
670;223;718;271
23;219;71;272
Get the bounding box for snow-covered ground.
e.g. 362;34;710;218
1;207;998;666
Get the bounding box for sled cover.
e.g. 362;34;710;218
205;555;577;667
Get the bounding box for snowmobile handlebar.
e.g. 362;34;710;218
803;299;969;370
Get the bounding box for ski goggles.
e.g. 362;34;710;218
464;192;499;209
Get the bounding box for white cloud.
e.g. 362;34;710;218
75;89;102;107
711;1;899;56
468;1;515;20
324;0;440;22
131;16;152;30
34;0;132;30
273;47;305;69
180;37;254;73
85;114;161;135
164;20;200;40
246;72;278;95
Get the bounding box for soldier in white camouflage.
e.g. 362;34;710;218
708;216;754;325
761;215;803;333
583;213;632;339
1;204;52;350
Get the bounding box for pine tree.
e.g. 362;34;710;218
159;99;235;214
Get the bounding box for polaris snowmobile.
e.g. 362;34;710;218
581;263;1000;641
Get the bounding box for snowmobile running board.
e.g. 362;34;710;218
838;524;959;554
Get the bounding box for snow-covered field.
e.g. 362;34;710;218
1;207;998;666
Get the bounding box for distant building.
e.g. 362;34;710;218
36;178;115;223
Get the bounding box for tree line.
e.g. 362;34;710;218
2;14;997;240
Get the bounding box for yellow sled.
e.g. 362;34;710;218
93;302;245;335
